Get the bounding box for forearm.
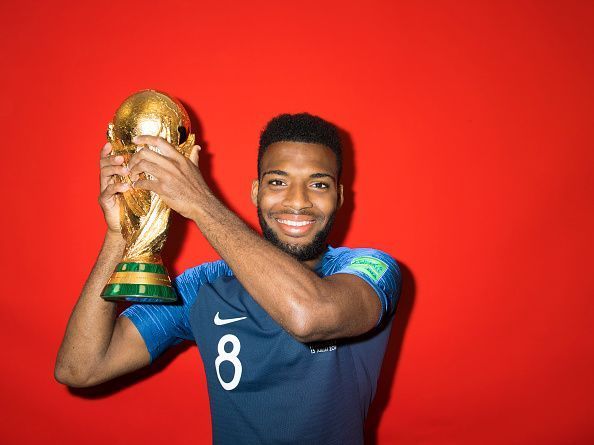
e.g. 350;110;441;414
191;192;326;337
54;231;125;384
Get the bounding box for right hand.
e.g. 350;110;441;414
99;142;130;234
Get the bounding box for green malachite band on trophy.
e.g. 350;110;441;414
102;283;177;302
101;262;177;303
115;262;167;274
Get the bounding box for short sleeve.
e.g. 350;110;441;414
331;248;401;326
119;260;231;363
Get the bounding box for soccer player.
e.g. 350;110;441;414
55;113;401;444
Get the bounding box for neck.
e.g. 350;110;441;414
301;245;328;270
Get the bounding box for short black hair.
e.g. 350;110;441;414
258;113;342;180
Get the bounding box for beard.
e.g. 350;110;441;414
257;207;336;261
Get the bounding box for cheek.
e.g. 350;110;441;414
314;194;338;214
257;192;281;213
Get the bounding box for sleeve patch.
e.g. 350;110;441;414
347;256;388;283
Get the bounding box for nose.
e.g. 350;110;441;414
282;183;313;211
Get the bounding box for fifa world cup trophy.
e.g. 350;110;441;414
101;90;195;303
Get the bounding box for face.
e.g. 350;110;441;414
252;141;344;262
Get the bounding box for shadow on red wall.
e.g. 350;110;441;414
365;262;416;444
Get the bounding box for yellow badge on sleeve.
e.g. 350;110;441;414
348;256;388;282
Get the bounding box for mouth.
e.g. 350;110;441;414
273;216;317;237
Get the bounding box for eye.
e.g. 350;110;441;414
311;182;329;189
269;179;286;186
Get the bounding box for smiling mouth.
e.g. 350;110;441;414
275;218;315;227
273;216;318;237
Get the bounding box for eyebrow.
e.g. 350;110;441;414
262;170;288;177
261;170;336;182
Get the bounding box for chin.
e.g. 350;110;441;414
264;228;329;261
278;233;316;243
257;207;335;262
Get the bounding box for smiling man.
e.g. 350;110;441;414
55;113;401;444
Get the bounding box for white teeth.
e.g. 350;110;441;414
276;219;314;227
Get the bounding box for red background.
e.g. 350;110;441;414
1;1;593;444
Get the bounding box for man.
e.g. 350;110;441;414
55;113;401;444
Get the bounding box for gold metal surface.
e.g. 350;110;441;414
107;89;195;266
108;272;172;286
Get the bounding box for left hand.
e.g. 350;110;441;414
127;135;205;220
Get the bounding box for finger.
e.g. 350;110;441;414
128;146;166;169
133;178;160;193
128;158;163;180
189;145;200;166
100;154;125;168
128;149;179;181
101;172;124;191
133;135;181;160
101;181;130;199
100;142;112;159
101;165;130;178
100;162;128;191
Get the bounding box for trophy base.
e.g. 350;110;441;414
101;261;177;303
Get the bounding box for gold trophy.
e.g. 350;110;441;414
101;90;195;303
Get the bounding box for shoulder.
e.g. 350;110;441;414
175;259;234;302
322;246;399;281
177;259;233;283
322;246;401;319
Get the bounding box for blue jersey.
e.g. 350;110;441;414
121;246;401;444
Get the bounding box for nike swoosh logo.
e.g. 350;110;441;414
214;312;247;326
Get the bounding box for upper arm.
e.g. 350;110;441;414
305;249;401;342
118;300;192;364
88;316;152;386
87;292;191;386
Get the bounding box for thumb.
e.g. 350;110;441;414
189;145;201;166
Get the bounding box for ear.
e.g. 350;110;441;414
251;179;259;206
337;183;344;209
